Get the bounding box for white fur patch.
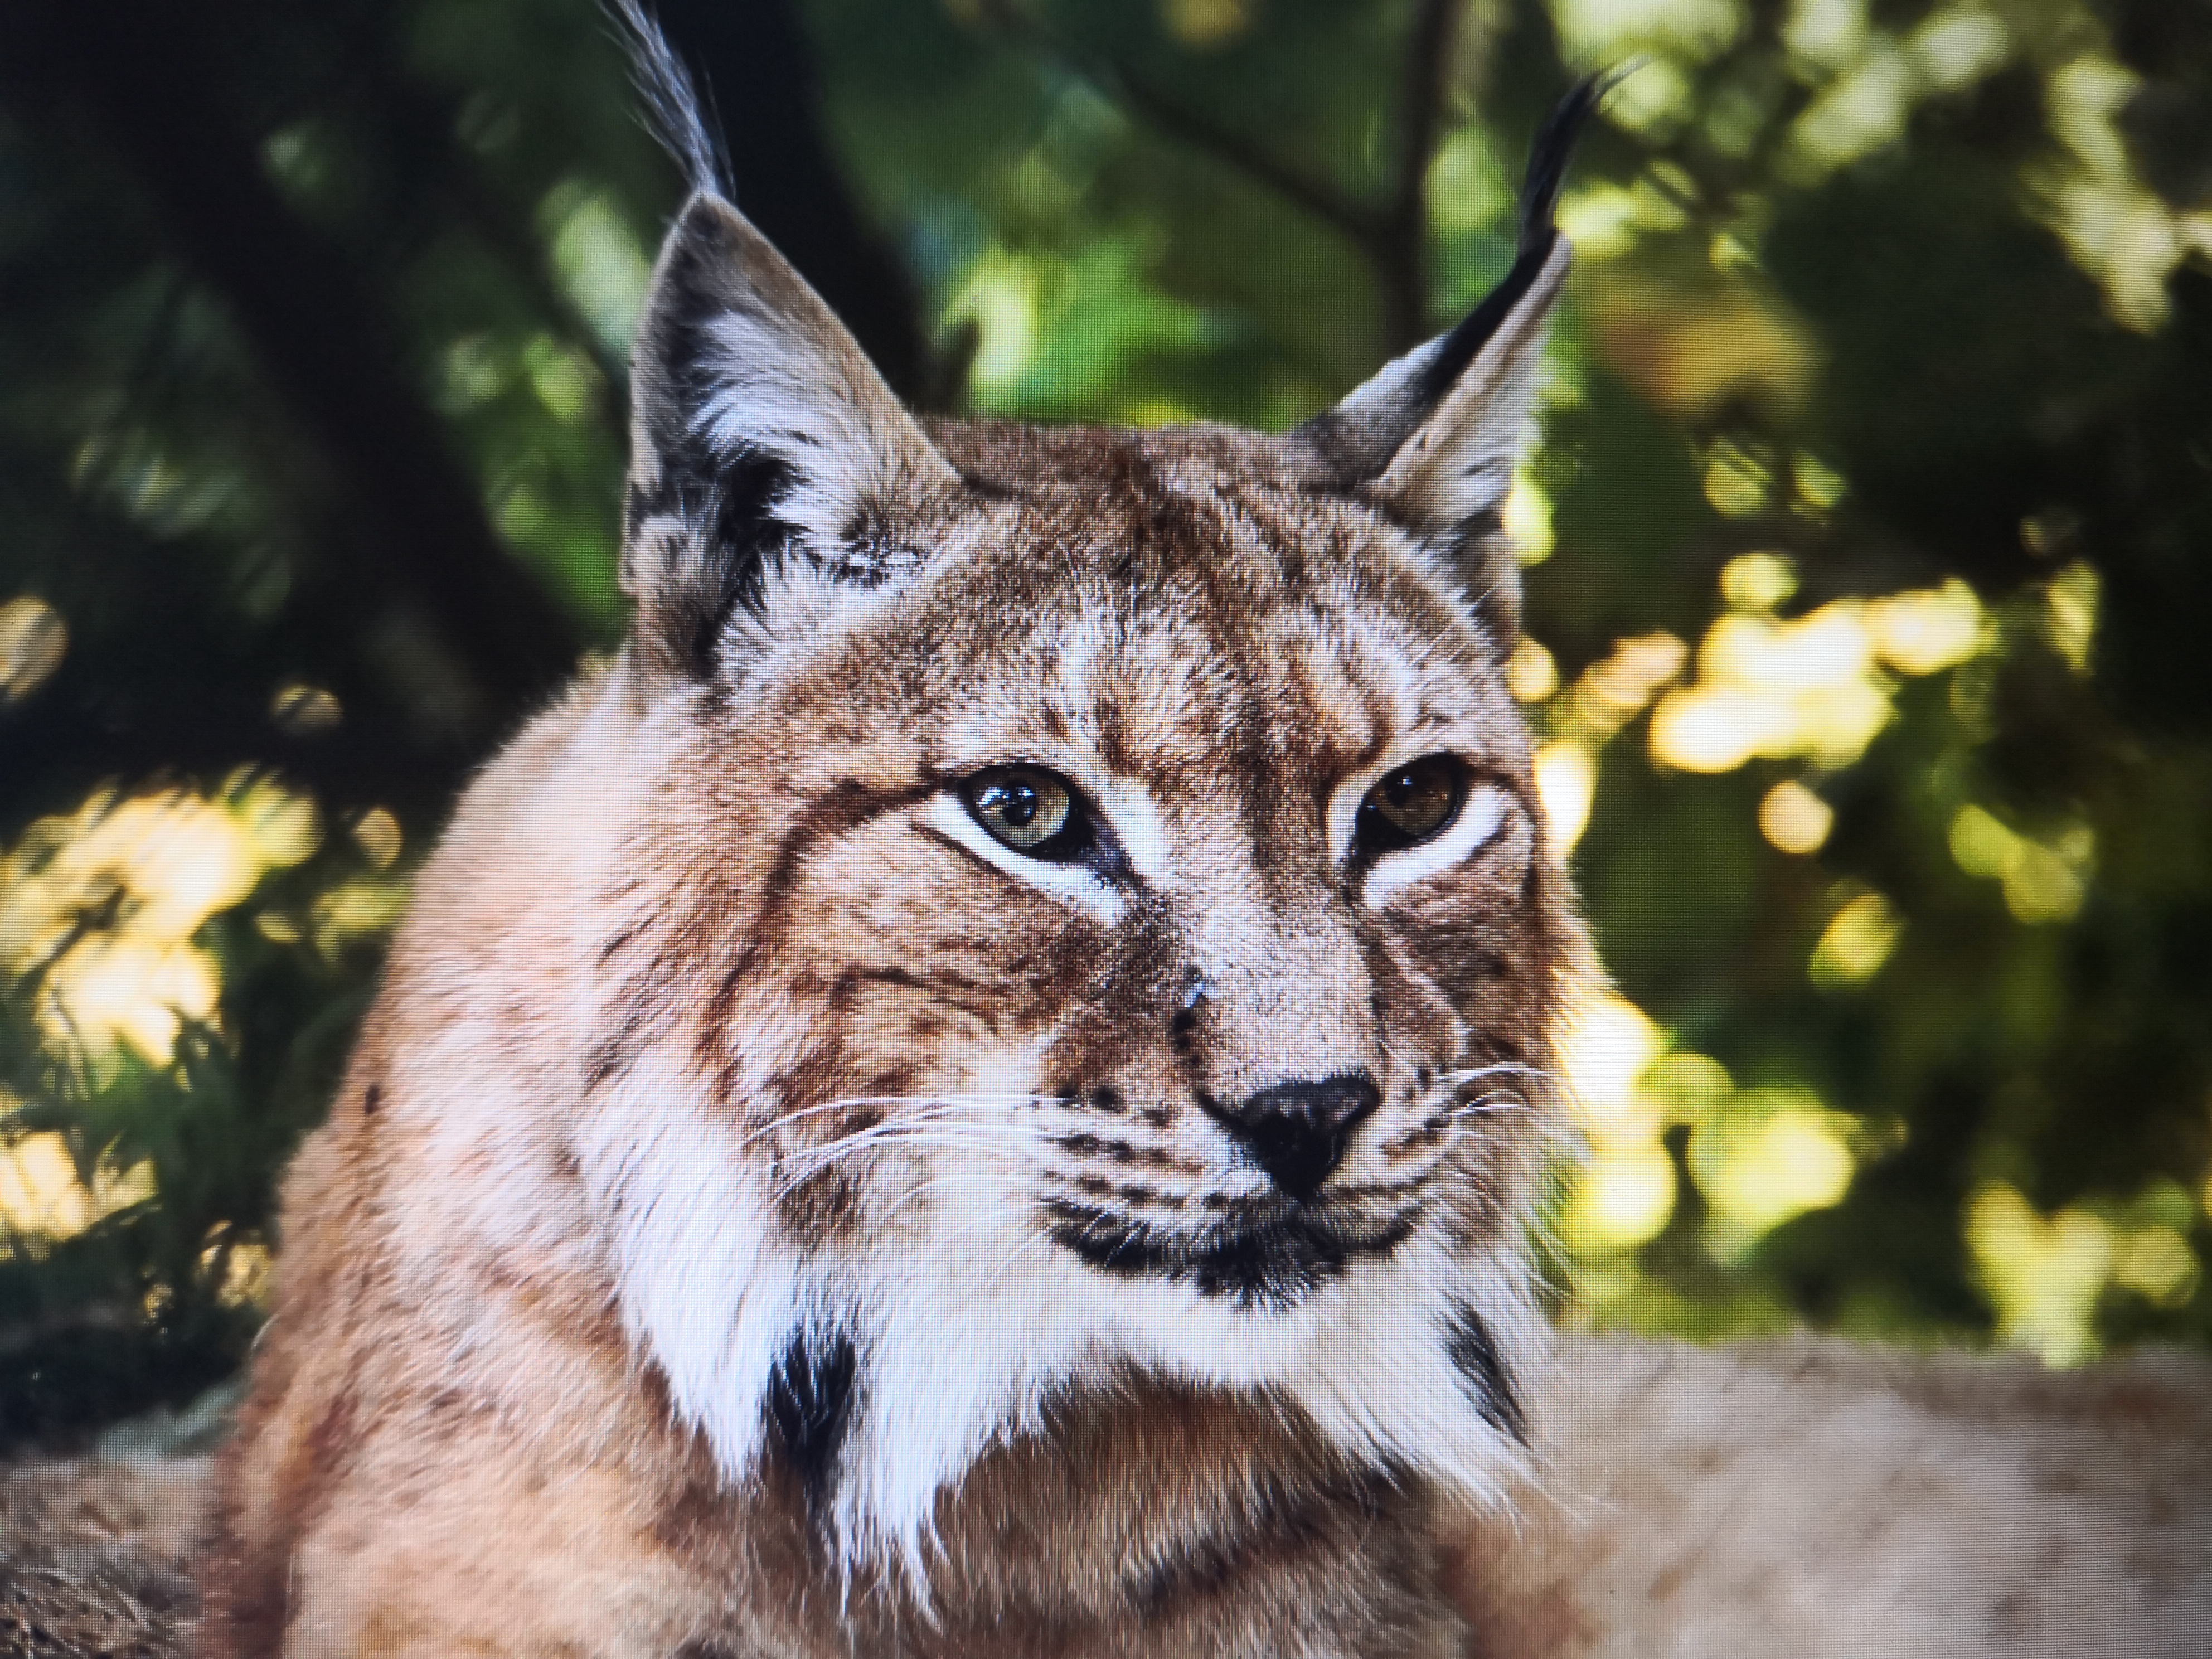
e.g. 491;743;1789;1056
584;1047;1535;1594
695;307;896;560
576;1047;804;1487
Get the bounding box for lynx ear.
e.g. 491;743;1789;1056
623;192;959;678
1294;79;1604;647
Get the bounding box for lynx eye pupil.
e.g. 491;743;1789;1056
964;767;1080;858
1354;756;1465;855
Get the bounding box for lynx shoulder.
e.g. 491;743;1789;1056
186;25;2211;1659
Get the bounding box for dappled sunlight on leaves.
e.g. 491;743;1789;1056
0;1129;156;1250
0;595;68;705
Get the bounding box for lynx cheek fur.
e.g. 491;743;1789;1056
199;32;1603;1659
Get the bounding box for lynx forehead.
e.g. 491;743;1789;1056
201;16;1600;1655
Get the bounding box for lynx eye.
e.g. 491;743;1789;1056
963;767;1083;858
1354;756;1465;856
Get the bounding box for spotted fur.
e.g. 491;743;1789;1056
198;35;1604;1659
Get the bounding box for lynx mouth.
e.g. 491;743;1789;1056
1042;1199;1417;1311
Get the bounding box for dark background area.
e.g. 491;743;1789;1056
1;0;2207;1451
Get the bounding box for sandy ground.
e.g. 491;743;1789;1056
4;1335;2209;1657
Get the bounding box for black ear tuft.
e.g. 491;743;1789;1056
607;0;728;199
1402;74;1608;414
1519;74;1610;258
1289;77;1611;647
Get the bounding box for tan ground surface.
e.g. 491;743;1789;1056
5;1335;2208;1657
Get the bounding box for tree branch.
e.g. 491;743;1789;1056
973;0;1385;251
0;0;584;725
1097;64;1391;253
1380;0;1464;351
978;1;1469;355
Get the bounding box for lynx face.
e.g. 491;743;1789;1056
574;86;1595;1581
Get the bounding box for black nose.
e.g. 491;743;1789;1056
1215;1075;1380;1201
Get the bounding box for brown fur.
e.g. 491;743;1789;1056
180;77;2212;1659
198;409;1575;1655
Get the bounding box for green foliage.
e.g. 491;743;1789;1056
1;0;2208;1446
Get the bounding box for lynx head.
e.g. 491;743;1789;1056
580;31;1598;1582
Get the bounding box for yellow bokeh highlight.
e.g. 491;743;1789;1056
1559;991;1679;1253
0;1131;156;1246
269;682;342;737
1502;471;1555;564
1865;579;1985;676
44;938;222;1064
352;808;404;871
1966;1182;2113;1365
1702;442;1769;517
2044;560;2098;673
0;774;323;1064
311;877;413;957
1969;1180;2204;1362
1759;779;1833;855
1158;0;1253;48
1535;740;1598;855
2114;1225;2199;1307
1579;633;1688;727
1554;0;1745;67
1586;274;1821;419
1719;551;1798;612
1504;638;1559;703
1690;1086;1856;1249
1948;806;2094;924
1553;990;1870;1270
0;594;68;703
1566;1145;1677;1253
2034;55;2212;333
948;246;1042;391
1651;578;1987;776
1562;990;1665;1150
1810;889;1901;987
211;1238;275;1310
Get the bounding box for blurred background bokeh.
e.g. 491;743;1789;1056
1;0;2208;1451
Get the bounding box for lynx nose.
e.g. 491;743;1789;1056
1216;1075;1380;1201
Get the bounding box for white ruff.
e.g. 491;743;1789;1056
579;1056;1535;1590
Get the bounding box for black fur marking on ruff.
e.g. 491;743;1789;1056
1443;1298;1525;1444
765;1327;857;1519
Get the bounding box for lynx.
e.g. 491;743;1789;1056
190;21;2212;1659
